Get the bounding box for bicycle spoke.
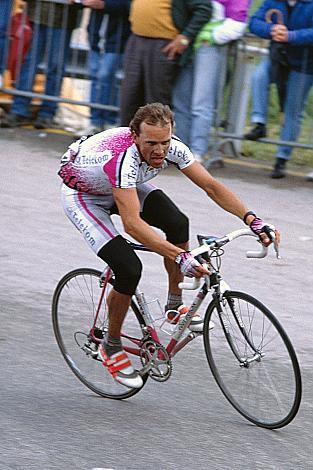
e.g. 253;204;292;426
52;268;148;399
204;291;301;429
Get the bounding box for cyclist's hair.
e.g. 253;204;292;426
130;102;174;135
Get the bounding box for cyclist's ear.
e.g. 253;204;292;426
131;129;139;142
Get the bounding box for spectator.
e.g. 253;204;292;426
1;0;81;129
244;0;313;179
0;0;13;88
119;0;212;127
173;0;249;164
76;0;130;136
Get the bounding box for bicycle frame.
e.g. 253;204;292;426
89;265;210;359
134;282;209;358
88;228;278;364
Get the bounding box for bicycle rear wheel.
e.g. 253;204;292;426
52;267;148;399
203;290;302;429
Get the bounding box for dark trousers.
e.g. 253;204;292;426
120;34;179;126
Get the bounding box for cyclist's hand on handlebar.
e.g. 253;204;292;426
249;217;281;247
175;252;210;278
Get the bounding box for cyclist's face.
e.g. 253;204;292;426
133;122;172;168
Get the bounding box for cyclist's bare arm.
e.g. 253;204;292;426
182;162;280;246
112;187;203;264
182;162;248;219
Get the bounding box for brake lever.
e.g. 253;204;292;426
269;230;281;259
273;240;281;259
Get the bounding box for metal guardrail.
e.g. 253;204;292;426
0;87;119;113
1;0;313;158
218;132;313;151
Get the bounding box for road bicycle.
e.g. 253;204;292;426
52;228;302;429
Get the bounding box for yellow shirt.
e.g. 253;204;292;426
130;0;178;39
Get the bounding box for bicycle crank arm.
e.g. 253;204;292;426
138;363;153;376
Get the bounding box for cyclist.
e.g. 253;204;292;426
59;102;280;389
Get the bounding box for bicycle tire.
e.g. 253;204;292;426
203;290;302;429
52;267;148;399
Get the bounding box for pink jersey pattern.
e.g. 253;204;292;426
59;127;195;195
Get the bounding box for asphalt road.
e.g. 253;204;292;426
1;128;313;470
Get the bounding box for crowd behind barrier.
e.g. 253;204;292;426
0;0;313;178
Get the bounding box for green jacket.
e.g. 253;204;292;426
172;0;212;65
25;0;81;30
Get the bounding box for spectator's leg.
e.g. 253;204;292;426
276;70;313;161
250;58;271;125
172;60;193;146
0;0;12;79
11;23;47;117
119;34;145;126
89;49;105;128
38;26;72;119
95;51;123;126
144;38;178;106
189;44;224;158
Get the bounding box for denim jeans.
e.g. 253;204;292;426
251;58;313;160
0;0;12;74
89;50;123;127
12;23;71;118
173;44;227;157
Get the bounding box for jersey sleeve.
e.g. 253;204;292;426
167;137;195;169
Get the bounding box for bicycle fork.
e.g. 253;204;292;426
214;290;264;367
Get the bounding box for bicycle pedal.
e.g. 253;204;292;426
82;344;98;357
166;309;181;324
166;305;189;324
93;327;104;339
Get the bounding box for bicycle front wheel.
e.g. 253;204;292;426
203;290;302;429
52;267;148;399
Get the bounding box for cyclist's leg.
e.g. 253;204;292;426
137;185;202;319
97;235;142;339
138;187;189;244
61;185;143;387
138;184;189;299
139;185;203;330
97;237;144;387
110;183;188;304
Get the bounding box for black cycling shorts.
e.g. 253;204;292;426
97;189;189;294
141;189;189;245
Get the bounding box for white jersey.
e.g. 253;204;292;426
58;127;195;196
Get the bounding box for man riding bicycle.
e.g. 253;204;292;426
59;102;279;389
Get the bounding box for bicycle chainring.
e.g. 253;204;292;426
140;340;172;382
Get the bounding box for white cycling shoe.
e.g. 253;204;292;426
98;344;143;389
